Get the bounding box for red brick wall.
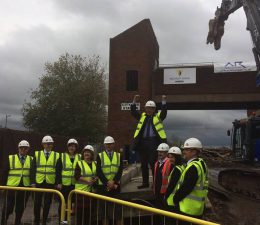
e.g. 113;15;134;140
107;19;159;149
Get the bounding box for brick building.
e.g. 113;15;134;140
107;19;260;150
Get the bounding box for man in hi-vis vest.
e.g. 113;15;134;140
30;135;61;225
1;140;32;225
173;138;208;225
96;136;123;225
153;143;172;210
131;95;167;189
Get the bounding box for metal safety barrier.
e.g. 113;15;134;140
0;186;66;225
67;189;220;225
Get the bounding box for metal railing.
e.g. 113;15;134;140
0;186;66;224
67;189;221;225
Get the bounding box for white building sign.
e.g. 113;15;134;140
164;68;196;84
214;61;257;73
121;103;140;111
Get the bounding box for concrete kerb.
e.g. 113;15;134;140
121;163;141;186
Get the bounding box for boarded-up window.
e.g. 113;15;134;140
126;70;138;91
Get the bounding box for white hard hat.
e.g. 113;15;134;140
42;135;54;143
145;100;156;108
83;145;94;152
157;143;169;152
104;136;115;144
18;140;30;148
183;138;203;150
67;138;78;146
168;146;182;155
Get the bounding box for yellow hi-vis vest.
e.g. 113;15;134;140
75;160;97;192
7;155;32;187
167;165;185;206
35;150;60;184
61;153;81;186
98;151;120;185
178;160;208;216
134;112;166;139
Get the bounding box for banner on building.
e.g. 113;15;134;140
214;61;257;73
164;68;196;84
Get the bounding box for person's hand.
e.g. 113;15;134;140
113;184;119;190
56;184;62;190
162;95;166;101
87;178;97;186
107;180;115;190
133;95;140;103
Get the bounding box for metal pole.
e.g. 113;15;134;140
5;114;11;128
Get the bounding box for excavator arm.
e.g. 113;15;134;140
207;0;260;70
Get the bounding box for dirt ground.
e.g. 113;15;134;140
203;148;260;225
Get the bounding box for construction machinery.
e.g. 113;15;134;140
218;113;260;201
207;0;260;71
228;114;260;163
207;0;260;200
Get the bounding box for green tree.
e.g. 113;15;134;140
23;53;107;142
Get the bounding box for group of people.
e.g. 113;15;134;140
131;95;209;224
1;94;209;225
1;135;123;225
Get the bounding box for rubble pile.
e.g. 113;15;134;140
201;148;233;167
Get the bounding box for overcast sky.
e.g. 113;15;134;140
0;0;253;145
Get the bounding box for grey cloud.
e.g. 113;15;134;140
0;0;255;145
164;110;247;146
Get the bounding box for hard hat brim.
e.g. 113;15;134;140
145;106;156;108
67;143;78;146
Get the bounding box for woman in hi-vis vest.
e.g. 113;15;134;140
74;145;98;225
165;146;184;225
56;138;81;218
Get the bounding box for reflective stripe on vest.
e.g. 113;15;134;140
35;151;59;184
154;159;172;194
98;151;120;185
178;160;208;216
75;160;96;192
166;165;185;206
7;155;32;187
61;153;80;186
134;112;166;139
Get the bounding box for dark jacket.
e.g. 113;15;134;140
165;165;182;200
173;158;207;206
154;161;173;197
131;103;167;151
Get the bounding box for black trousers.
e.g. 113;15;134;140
96;185;123;221
1;188;30;225
174;206;203;225
139;138;160;184
154;194;167;225
58;185;74;220
75;194;97;225
33;182;55;225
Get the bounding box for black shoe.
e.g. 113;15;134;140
137;183;149;189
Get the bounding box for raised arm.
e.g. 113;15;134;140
160;95;167;121
131;95;141;120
